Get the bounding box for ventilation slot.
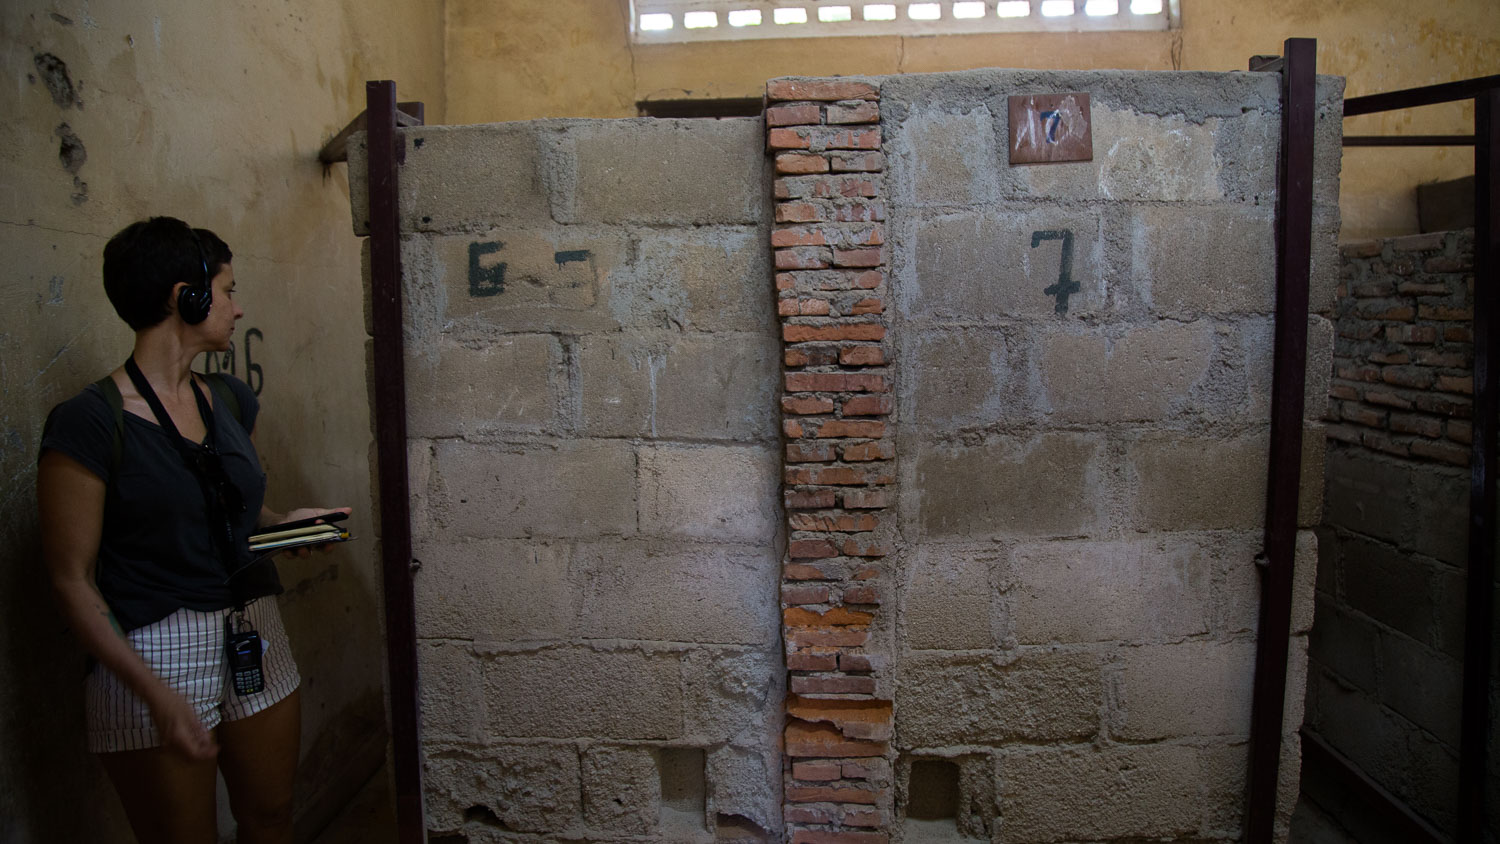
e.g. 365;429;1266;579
905;758;964;838
716;812;771;840
462;804;509;829
659;747;707;835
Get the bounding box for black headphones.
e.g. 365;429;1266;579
176;229;213;325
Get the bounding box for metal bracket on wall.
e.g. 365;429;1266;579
1248;55;1284;73
318;100;425;166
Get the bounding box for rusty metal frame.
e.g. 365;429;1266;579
1304;72;1500;843
365;79;426;844
1344;135;1475;147
1245;36;1317;844
1344;75;1500;117
1301;729;1449;844
1459;84;1497;844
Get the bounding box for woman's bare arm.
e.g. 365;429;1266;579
38;450;217;760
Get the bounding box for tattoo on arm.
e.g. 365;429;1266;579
101;607;125;639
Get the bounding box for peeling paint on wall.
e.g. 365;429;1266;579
32;52;79;109
52;123;88;204
54;123;85;173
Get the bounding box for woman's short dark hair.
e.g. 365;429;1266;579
102;217;233;330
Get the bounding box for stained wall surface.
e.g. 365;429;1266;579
881;67;1340;842
349;118;787;840
442;0;1499;241
0;2;443;841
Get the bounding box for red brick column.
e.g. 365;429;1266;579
767;76;894;844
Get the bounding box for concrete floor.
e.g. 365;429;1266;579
1288;797;1362;843
309;766;396;844
308;765;1361;843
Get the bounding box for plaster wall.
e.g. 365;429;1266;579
442;0;1498;241
0;2;443;841
881;67;1340;842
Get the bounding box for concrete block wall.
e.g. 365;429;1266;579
351;66;1344;844
1307;230;1496;838
879;68;1343;843
352;117;786;842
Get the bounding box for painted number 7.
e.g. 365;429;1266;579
1031;229;1078;315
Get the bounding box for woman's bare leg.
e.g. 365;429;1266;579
99;743;219;844
218;688;301;844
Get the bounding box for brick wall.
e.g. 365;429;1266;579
1325;230;1476;465
1306;230;1493;839
768;77;898;844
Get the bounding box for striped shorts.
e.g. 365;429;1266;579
85;598;301;753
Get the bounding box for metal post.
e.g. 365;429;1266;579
366;79;426;844
1459;85;1498;843
1246;36;1317;844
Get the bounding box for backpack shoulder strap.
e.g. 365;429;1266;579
201;372;243;427
92;373;245;476
92;375;125;477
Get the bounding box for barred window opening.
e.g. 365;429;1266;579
630;0;1177;43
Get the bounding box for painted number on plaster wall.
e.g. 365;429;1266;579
468;241;596;298
1031;230;1079;316
202;327;265;395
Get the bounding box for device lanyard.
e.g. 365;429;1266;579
122;357;249;602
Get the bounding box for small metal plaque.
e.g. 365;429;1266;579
1007;93;1093;165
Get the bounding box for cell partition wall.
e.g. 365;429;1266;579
350;62;1343;843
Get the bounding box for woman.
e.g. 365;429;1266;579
37;216;348;843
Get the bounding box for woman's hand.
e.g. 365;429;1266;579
147;686;218;761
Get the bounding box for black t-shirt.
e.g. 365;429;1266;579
40;373;278;632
